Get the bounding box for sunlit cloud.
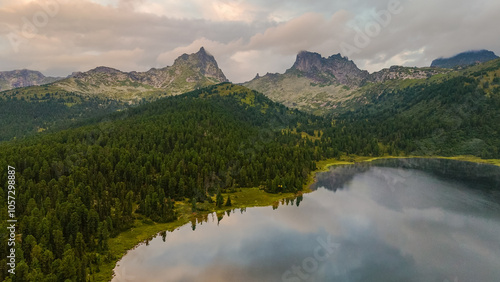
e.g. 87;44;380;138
0;0;499;82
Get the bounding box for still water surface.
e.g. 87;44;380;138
113;159;500;282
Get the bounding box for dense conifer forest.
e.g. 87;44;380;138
0;84;362;281
1;65;499;281
0;92;124;142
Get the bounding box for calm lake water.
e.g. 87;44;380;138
112;158;500;282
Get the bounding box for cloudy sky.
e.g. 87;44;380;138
0;0;499;83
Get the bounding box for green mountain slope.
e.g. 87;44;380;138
2;73;500;281
0;90;127;141
0;83;335;281
335;58;500;157
243;51;449;114
0;47;228;141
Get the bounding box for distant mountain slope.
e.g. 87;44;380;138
55;47;228;100
289;51;370;87
1;47;228;102
335;58;500;157
431;50;499;68
0;69;62;91
0;47;228;141
244;51;449;114
0;93;124;141
0;82;329;281
369;65;449;82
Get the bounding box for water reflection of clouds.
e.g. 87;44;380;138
318;168;500;282
114;162;500;282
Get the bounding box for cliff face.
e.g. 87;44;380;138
172;47;228;83
288;51;370;87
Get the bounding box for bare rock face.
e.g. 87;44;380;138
172;47;228;83
290;51;324;74
287;51;370;87
0;70;62;91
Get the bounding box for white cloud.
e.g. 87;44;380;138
0;0;500;82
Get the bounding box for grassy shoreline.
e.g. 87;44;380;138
93;187;300;281
95;154;500;281
318;155;500;169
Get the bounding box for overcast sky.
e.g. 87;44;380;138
0;0;499;82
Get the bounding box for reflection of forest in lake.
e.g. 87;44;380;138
114;159;500;282
312;158;500;194
185;195;304;232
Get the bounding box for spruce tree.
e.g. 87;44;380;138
225;195;232;207
191;198;197;212
216;190;224;208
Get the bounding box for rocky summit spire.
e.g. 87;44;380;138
198;46;207;55
291;51;324;73
173;47;228;83
288;51;369;86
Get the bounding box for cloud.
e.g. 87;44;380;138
156;11;353;82
1;0;500;82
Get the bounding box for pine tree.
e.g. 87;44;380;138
225;195;232;207
216;190;224;208
191;198;197;212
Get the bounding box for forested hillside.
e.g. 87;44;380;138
335;59;500;157
0;83;379;281
2;57;500;281
0;47;229;142
0;92;124;141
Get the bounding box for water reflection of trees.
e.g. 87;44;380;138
184;194;305;231
310;164;372;192
312;158;500;193
372;158;500;190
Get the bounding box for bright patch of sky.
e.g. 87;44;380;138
1;0;499;82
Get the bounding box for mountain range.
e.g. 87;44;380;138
1;47;499;140
243;51;450;114
1;47;227;102
1;46;500;282
57;47;227;100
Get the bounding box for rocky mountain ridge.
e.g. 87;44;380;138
0;69;62;91
54;47;228;99
287;51;370;87
243;51;451;114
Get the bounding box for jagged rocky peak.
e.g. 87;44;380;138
291;51;324;73
174;47;214;65
197;46;209;57
288;50;369;86
173;47;228;82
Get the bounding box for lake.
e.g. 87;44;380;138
112;158;500;282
